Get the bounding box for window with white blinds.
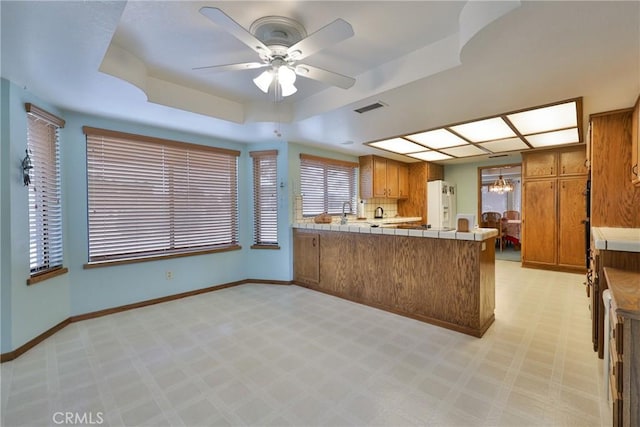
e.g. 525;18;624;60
250;150;279;248
84;127;240;264
299;154;358;216
26;103;66;283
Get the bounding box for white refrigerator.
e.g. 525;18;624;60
427;180;457;229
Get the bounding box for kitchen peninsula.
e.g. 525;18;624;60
292;222;498;337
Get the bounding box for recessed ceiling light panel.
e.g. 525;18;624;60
405;129;468;149
525;128;580;147
368;138;426;154
407;151;452;161
450;117;516;143
440;144;486;157
507;101;577;135
479;137;529;153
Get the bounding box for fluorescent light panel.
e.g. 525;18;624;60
368;138;426;154
479;137;529;153
450;117;516;143
525;128;579;147
507;101;577;135
405;129;468;149
407;151;452;161
441;144;486;157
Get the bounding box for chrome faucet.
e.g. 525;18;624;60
341;201;352;225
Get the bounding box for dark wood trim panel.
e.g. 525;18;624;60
0;279;293;363
27;266;69;285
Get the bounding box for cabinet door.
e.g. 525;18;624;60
427;163;444;181
372;157;387;197
398;163;409;199
293;231;320;285
558;177;587;268
386;160;399;198
559;148;587;176
524;152;557;178
523;179;557;265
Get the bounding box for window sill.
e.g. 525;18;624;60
251;244;281;250
84;244;242;269
27;267;69;285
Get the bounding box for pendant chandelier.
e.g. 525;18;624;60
488;169;514;194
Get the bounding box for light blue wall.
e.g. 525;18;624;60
1;80;71;352
444;156;522;217
244;141;292;281
62;111;251;316
0;78;362;355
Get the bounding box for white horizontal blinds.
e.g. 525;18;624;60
26;104;65;275
299;154;357;216
84;127;240;262
250;150;278;245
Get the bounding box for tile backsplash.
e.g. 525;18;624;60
293;196;399;223
361;198;398;219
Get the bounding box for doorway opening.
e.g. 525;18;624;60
478;164;522;262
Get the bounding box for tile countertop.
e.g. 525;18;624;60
292;221;498;242
592;227;640;252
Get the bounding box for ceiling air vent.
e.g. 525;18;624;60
354;102;386;114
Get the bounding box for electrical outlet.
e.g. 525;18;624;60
165;271;173;280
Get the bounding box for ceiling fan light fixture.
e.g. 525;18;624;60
253;69;273;93
280;82;297;97
278;66;296;86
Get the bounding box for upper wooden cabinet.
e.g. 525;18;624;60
590;108;640;228
360;155;409;199
427;163;444;182
523;151;557;178
522;147;587;179
632;95;639;186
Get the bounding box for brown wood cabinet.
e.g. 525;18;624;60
397;161;444;222
590;109;640;228
293;231;320;285
604;268;640;427
632;95;639;186
292;228;496;337
522;146;587;271
360;155;409;199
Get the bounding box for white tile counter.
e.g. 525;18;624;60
592;227;640;252
292;222;498;242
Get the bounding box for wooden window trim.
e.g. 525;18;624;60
300;153;359;168
25;103;65;128
83;244;242;269
27;267;69;285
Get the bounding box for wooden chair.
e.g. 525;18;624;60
481;211;506;251
502;210;521;248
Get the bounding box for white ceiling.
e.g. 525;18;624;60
2;1;639;164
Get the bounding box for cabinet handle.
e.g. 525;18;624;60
634;164;638;177
551;167;554;174
562;166;565;174
312;238;316;247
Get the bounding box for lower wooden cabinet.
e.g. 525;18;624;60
293;231;320;285
604;268;640;427
522;179;557;266
558;177;587;268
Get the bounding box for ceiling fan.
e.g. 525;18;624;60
196;7;356;97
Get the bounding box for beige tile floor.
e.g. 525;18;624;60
1;260;609;426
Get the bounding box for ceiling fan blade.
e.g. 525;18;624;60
286;18;354;61
295;64;355;89
193;62;267;73
199;7;271;59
